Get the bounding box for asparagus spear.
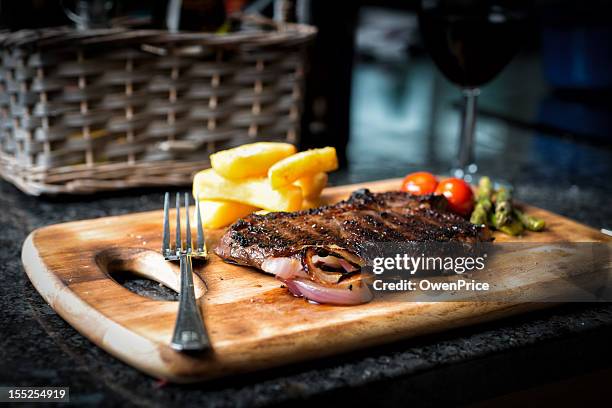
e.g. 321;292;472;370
470;177;493;225
470;204;489;225
489;213;524;236
492;187;512;228
514;209;546;231
497;217;524;236
476;176;493;204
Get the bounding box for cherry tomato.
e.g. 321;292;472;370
401;172;439;195
434;177;474;216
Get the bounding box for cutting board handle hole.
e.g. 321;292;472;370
95;248;206;301
108;269;179;301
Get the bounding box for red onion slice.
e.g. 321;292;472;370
262;251;373;305
312;255;342;268
286;278;373;305
281;279;303;298
261;257;307;280
338;258;359;273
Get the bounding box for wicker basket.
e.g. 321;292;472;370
0;15;316;195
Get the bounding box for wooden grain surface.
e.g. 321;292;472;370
21;178;611;382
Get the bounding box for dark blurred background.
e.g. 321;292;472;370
294;0;612;186
2;0;611;184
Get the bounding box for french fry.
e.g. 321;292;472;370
193;169;302;212
197;200;258;229
294;172;328;200
210;142;297;179
268;147;338;189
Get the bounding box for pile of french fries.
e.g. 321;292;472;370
193;142;338;228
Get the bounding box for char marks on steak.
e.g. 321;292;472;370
214;189;491;305
216;189;490;267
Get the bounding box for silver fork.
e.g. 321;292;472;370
162;192;210;352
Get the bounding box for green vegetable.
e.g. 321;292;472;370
475;176;493;204
514;209;545;231
470;177;493;225
496;217;524;236
469;177;545;236
470;204;489;225
493;187;512;228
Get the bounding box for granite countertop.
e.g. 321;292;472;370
2;57;612;406
2;166;612;407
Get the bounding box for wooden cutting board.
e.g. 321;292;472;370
21;178;611;382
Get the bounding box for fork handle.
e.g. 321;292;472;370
171;253;210;351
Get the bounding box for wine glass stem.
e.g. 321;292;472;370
457;88;480;176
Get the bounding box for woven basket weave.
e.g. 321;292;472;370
0;15;316;195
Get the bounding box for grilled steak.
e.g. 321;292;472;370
215;189;491;305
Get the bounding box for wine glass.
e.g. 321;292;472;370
418;0;529;181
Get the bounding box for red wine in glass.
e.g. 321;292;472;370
419;0;529;180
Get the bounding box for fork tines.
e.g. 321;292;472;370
162;192;206;260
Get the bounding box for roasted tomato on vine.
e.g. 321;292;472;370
400;172;439;195
434;177;474;216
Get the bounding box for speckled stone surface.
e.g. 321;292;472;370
2;57;612;406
